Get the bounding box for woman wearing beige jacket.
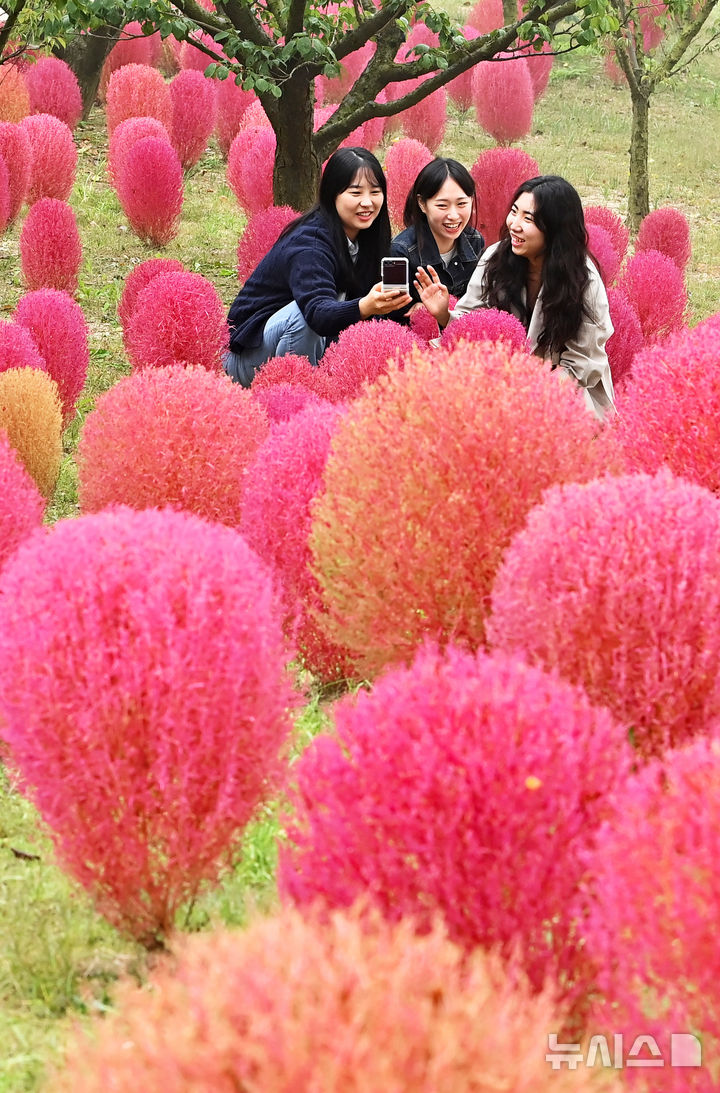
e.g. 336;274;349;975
415;175;616;422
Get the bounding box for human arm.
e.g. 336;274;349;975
557;266;616;421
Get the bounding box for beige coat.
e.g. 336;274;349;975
451;242;616;421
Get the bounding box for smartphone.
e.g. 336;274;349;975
381;257;410;295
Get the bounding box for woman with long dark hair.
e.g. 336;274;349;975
225;147;410;386
416;175;615;419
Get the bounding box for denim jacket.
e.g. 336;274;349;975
389;223;485;313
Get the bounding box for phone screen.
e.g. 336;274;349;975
382;258;409;289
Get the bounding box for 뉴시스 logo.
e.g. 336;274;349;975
546;1032;703;1071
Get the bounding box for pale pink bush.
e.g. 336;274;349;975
241;402;354;682
310;341;620;677
281;644;629;998
472;53;534;144
117;257;185;347
0;319;46;375
0;430;45;574
0;121;30;221
236;205;296;284
238;98;269;130
252;381;326;424
107;115;171;187
521;38;554;99
316;40;375;103
471;146;540;244
20;197;82;293
399;86;447;153
25;56;82;130
586;222;620;286
125;270;227;372
468;0;504;32
100;22;163;100
383;138;433;229
215;80;255;158
20;113;77;203
78;366;269;524
447;25;481;110
0;64;29;122
169;69;217;169
0;506;293;945
14;289;89;423
606;286;643;387
316;319;417;402
178;29;224;72
227;125;276;214
314;104;365;149
636;205;691;270
584;204;629;263
116;136;184;246
617;248;687;343
360;91;386;152
488;471;720;760
47;909;622;1093
440;307;529;351
105;63;171;136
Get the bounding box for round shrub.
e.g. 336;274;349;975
606;286;643;387
236;204;296;284
125;270;227;372
241;402;354;682
399;85;447;153
24;56;82;130
522;38;554;100
613;319;720;492
169;68;217;169
584;204;629;263
46;908;621;1093
617;248;687;343
0;153;9;234
468;0;504;33
227;125;276;215
315;318;418;402
0;318;47;374
108;115;171;188
447;24;481;111
0;430;45;574
310;341;617;677
19;113;77;203
472;53;534;144
252;381;326;424
636;205;692;270
14;288;89;423
215;80;255;158
178;29;225;72
105;63;171;136
0;64;29;122
99;22;163;100
586;222;620;286
383;138;433;230
0;507;294;945
0;120;31;222
440;306;529;351
117;257;186;339
281;644;630;999
251;352;326;395
471;146;540;244
20;197;82;293
488;471;720;760
116;136;184;247
0;366;62;498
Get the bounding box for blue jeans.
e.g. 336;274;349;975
224;301;326;387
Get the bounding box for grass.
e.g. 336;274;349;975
0;41;719;1090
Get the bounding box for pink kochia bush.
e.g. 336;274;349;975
581;738;720;1093
316;319;418;402
236;205;296;284
169;69;217;169
252;381;326;424
251;352;327;397
0;431;45;573
108;115;171;188
78;367;269;526
105;63;171;136
614;318;720;493
117;257;185;351
488;471;720;760
0;155;9;233
440;307;529;351
0;318;46;374
605;286;643;387
100;23;163;99
636;205;692;270
25;57;82;130
20;198;82;293
45;910;622;1093
310;341;619;678
215;80;256;158
384;138;433;229
281;645;629;1001
0;121;31;222
241;402;354;682
584;204;629;264
471;146;540;244
14;289;89;423
472;54;534;144
586;222;620;286
125;270;227;372
19;113;77;204
399;85;447;153
116;137;184;246
618;248;688;343
227;126;276;215
0;507;294;945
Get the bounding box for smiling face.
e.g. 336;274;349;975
335;169;385;240
506;191;546;266
418;177;473;252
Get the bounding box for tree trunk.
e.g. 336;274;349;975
269;73;321;210
55;27;123;120
627;84;651;234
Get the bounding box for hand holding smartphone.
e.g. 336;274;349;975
381;257;410;295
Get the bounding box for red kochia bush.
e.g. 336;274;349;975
586;222;620;286
471;146;540;244
0;121;31;222
236;204;296;284
0;319;46;374
0;431;45;573
488;471;720;760
0;507;294;945
472;53;534;144
281;645;629;999
227;125;276;215
25;57;82;130
0;155;9;234
399;86;447;153
116;136;183;246
315;319;418;402
636;205;692;270
250;352;325;395
617;248;687;343
78;366;269;525
20;198;82;293
384;138;433;229
584;204;629;263
447;24;481;110
107;115;171;187
20;113;77;203
14;289;89;423
614;319;720;493
105;63;171;136
440;306;529;351
310;341;619;677
46;910;620;1093
241;402;354;682
117;257;185;351
252;381;326;424
606;286;643;387
169;69;217;169
215;80;256;158
100;22;163;99
581;739;720;1093
468;0;504;32
125;271;227;372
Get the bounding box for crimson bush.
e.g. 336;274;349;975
14;288;89;423
0;121;31;222
440;306;529;351
236;205;296;284
124;270;227;372
227;125;276;215
586;222;620;286
605;286;643;387
383;138;433;229
617;248;688;343
117;257;185;337
169;69;217;169
472;53;534;144
0;430;45;573
399;86;447;153
252;381;326;424
0;318;46;374
108;115;171;188
20;198;82;293
471;146;540;244
116;136;184;246
19;113;77;204
25;57;82;130
584;204;629;264
105;63;171;136
100;22;163;100
215;80;255;158
315;318;417;402
636;205;692;270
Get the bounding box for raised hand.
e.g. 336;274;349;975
414;265;450;327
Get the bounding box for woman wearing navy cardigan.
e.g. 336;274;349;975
225;147;411;387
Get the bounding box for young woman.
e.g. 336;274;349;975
225;147;410;387
416;174;615;420
389;157;484;316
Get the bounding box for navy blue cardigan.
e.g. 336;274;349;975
228;210;365;352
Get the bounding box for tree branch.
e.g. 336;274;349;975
652;0;718;86
286;0;308;41
188;0;275;48
0;0;29;56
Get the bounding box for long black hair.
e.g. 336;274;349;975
482;175;592;357
403;157;477;231
281;147;391;297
